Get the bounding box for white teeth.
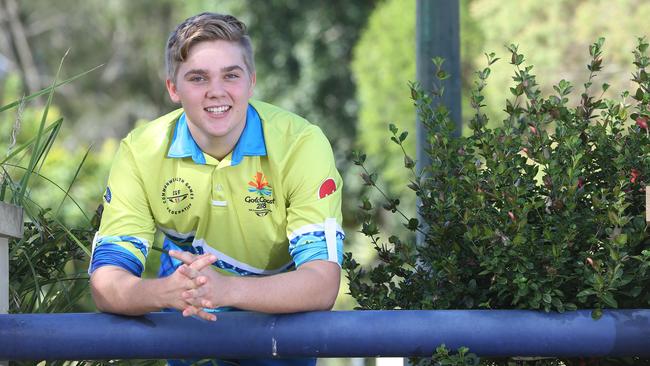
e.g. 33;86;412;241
206;106;230;113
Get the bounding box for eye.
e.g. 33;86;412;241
225;73;240;80
187;75;206;82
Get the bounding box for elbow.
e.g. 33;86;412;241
297;260;341;311
317;278;340;311
90;266;152;316
93;298;110;313
319;295;337;311
89;266;139;315
89;271;112;313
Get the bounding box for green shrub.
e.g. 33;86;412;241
345;38;650;365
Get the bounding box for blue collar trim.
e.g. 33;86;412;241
167;113;206;164
231;104;266;166
167;104;266;166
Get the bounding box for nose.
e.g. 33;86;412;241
205;79;226;99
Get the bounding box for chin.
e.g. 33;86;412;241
208;126;231;135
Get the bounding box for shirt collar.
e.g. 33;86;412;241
167;104;266;166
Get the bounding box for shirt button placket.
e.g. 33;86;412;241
211;168;228;208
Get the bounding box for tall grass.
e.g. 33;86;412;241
0;58;98;314
0;58;101;365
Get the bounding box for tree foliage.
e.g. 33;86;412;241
352;0;416;192
235;0;377;147
471;0;650;122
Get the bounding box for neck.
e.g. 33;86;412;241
187;124;245;161
202;139;236;161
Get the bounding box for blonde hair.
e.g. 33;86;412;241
165;12;255;81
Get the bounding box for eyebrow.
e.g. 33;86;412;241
221;65;245;73
183;65;245;78
183;69;208;78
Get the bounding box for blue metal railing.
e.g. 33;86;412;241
2;309;650;361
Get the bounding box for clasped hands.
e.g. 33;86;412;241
168;249;223;321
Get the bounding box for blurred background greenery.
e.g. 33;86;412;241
2;0;650;363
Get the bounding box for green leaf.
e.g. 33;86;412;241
516;54;525;65
360;173;375;186
614;233;628;246
55;145;92;218
0;64;103;113
601;292;618;308
431;56;445;68
592;308;603;320
14;51;70;204
610;247;620;261
404;155;415;169
635;88;644;101
406;218;419;231
608;211;619;224
360;197;372;210
0;120;62;166
361;222;379;236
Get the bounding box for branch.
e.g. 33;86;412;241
3;0;41;93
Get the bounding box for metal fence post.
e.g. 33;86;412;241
415;0;461;248
0;202;23;366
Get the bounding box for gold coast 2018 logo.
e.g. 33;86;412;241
246;172;274;217
161;177;194;215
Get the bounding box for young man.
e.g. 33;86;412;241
89;12;344;365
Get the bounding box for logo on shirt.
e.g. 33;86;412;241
318;178;337;199
247;172;272;196
161;177;195;215
245;172;274;216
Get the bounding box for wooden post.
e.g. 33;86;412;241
0;202;22;366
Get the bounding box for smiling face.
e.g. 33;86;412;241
166;39;256;159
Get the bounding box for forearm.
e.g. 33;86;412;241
90;266;168;315
219;260;341;313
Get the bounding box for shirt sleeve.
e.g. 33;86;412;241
283;126;345;267
89;137;156;276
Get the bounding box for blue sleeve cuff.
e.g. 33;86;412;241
289;233;344;267
90;242;145;277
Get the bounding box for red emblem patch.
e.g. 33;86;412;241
318;178;337;199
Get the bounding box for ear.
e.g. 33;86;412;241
166;79;181;103
247;72;257;98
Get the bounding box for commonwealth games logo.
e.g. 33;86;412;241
161;177;194;215
245;172;274;216
248;172;272;196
